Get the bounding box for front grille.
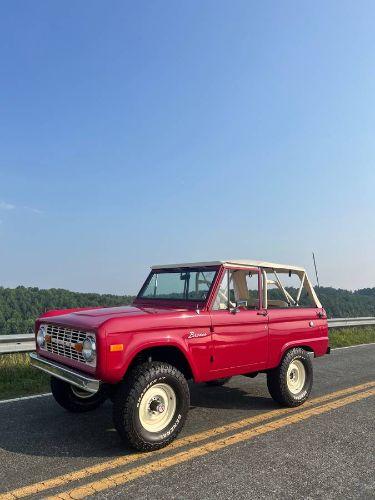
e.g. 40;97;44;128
42;324;96;367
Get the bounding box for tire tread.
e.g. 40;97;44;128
267;348;313;407
113;361;189;451
50;377;108;413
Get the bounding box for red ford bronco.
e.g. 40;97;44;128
30;260;329;451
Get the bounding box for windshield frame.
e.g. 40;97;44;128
134;266;220;308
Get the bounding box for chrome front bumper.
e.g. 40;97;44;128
29;353;101;393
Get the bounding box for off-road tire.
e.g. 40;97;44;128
205;377;231;387
267;348;313;407
113;362;190;452
50;377;108;413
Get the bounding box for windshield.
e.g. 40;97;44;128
137;268;218;302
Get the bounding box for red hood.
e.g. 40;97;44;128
39;305;187;330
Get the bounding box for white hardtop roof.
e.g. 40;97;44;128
151;260;306;272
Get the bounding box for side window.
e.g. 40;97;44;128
245;271;260;309
266;272;291;308
213;271;232;310
212;270;260;310
265;270;316;308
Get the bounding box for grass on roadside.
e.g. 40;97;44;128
329;325;375;348
0;353;50;401
0;326;374;401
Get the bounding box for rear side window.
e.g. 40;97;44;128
264;269;316;308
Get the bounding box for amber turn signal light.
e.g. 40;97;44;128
74;343;83;353
110;344;124;352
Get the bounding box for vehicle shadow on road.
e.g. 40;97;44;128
0;377;277;460
190;377;277;411
0;398;130;459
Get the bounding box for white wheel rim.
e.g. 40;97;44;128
71;386;95;399
138;383;176;433
286;359;306;395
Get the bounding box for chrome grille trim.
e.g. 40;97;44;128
41;324;96;367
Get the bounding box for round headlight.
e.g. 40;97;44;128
37;325;46;347
82;337;96;362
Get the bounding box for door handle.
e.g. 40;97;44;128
257;310;268;316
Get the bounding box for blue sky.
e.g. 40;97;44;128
0;1;374;294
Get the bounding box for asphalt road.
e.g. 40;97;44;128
0;344;374;499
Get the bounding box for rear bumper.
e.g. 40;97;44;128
29;353;101;393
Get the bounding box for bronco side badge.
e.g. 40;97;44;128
188;331;208;339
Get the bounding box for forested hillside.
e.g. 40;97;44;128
317;287;375;317
0;285;374;335
0;287;133;335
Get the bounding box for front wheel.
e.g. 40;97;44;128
50;377;108;413
113;362;190;451
267;348;313;407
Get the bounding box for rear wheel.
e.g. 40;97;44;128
267;348;313;407
205;377;231;387
113;362;189;451
50;377;108;413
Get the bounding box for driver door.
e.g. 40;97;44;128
209;268;268;374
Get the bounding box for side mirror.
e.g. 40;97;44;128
231;300;248;313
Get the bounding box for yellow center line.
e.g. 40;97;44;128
50;388;375;499
1;381;374;500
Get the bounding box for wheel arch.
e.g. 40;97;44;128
124;343;196;381
278;342;316;365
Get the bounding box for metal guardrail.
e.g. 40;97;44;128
0;317;374;354
327;317;375;328
0;333;35;354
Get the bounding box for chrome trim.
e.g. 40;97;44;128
29;353;100;393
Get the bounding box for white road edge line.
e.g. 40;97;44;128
331;342;375;351
0;392;51;405
0;342;374;405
